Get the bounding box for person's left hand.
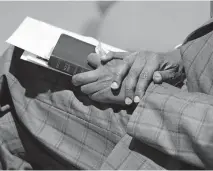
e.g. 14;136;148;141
72;52;131;105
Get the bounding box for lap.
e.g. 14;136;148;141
0;110;32;169
0;46;130;169
0;46;188;170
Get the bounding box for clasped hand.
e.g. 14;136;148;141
72;49;184;105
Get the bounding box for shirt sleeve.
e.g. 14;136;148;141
127;17;213;169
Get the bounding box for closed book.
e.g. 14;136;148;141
48;34;95;76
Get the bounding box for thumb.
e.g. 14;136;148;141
153;70;175;84
87;53;101;68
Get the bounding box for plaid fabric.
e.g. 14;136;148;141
0;46;130;169
127;18;213;169
1;17;213;169
101;134;167;170
0;46;173;170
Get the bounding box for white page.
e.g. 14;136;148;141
7;17;125;59
21;51;49;67
21;50;72;76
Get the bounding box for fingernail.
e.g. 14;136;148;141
1;104;10;111
153;72;162;82
111;82;119;89
134;96;140;103
125;97;132;105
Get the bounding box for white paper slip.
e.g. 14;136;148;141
21;50;72;76
21;51;49;67
7;17;126;60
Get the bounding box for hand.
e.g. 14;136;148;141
101;49;185;105
72;52;131;105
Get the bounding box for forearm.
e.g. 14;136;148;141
127;82;213;169
126;17;213;168
180;28;213;95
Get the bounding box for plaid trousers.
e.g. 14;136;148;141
1;17;213;170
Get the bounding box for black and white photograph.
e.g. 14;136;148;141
0;0;212;170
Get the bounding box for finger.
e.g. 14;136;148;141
111;61;129;90
153;70;176;84
125;55;146;105
90;88;124;105
72;70;99;86
0;104;10;112
134;63;159;103
111;52;137;90
101;51;130;62
80;80;109;95
153;71;163;83
87;53;101;68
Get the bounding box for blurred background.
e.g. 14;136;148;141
0;1;211;55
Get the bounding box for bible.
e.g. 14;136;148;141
48;34;95;76
6;17;126;76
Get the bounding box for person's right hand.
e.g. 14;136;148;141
100;49;185;105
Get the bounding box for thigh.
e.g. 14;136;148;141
0;111;32;169
100;134;164;170
5;47;131;169
0;72;31;169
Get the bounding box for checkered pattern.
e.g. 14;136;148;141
0;46;131;169
127;18;213;169
101;134;166;170
1;17;213;169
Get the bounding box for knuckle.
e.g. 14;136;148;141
150;54;161;67
151;53;159;60
101;80;110;88
106;51;113;59
137;51;147;62
125;85;134;92
135;51;142;56
125;80;136;94
136;82;146;93
125;81;134;92
122;60;132;70
135;88;144;96
135;90;145;98
113;70;121;78
126;74;136;84
113;71;124;81
124;52;137;63
129;69;139;77
139;71;149;80
123;57;131;66
136;82;144;93
125;52;132;56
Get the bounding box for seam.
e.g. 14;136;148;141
185;32;213;75
35;97;122;139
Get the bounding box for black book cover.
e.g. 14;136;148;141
48;34;95;76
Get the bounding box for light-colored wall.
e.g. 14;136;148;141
98;1;210;52
0;1;101;54
0;1;210;54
